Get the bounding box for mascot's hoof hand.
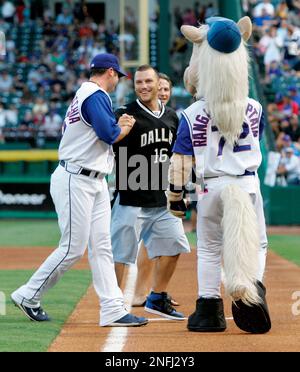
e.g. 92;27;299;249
232;281;271;334
169;200;187;218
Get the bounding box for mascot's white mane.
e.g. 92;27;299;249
182;17;252;145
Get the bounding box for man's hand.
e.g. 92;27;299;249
118;114;135;128
166;188;187;218
114;115;136;143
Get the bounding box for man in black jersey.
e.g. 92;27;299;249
111;65;190;320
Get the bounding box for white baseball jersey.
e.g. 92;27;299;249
173;98;268;301
59;82;115;174
12;80;129;326
174;98;264;179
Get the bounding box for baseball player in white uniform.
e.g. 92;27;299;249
167;17;271;333
11;53;148;327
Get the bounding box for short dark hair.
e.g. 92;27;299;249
158;73;173;88
90;68;109;78
135;65;159;79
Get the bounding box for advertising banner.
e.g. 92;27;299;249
0;183;54;212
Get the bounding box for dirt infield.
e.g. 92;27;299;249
267;226;300;235
47;250;300;352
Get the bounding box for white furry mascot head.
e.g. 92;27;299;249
181;17;252;145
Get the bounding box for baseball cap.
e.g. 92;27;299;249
90;53;127;77
206;17;242;54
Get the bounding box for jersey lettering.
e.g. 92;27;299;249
62;97;80;135
246;103;260;138
141;128;173;148
216;123;251;156
192;115;209;147
233;123;251;153
67;97;80;124
182;98;262;177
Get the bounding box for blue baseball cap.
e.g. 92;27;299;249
206;17;242;54
90;53;127;77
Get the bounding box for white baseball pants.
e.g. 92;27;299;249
196;175;268;299
13;165;127;326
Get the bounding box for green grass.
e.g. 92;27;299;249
0;220;60;247
186;232;300;267
0;270;91;352
186;232;197;247
268;235;300;266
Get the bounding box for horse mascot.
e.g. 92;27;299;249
167;16;271;334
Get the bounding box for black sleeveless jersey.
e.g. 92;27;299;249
114;100;179;208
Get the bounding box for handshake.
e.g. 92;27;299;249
115;114;136;142
118;114;135;129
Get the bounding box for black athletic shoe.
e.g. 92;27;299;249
232;280;271;334
188;298;227;332
132;293;179;307
11;296;50;322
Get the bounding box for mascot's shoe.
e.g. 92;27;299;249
232;280;271;334
11;295;50;322
187;298;227;332
145;292;184;320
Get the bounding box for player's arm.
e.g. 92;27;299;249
167;115;194;218
81;92;135;145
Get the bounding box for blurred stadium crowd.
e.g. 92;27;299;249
0;0;299;185
0;0;138;148
244;0;300;185
0;0;218;149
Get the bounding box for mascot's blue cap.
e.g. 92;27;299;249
206;17;242;54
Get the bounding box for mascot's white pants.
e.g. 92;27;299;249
196;175;267;299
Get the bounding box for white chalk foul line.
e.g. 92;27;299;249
101;264;137;352
147;317;233;322
148;317;188;322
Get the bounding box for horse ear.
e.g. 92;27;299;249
181;25;204;44
237;16;252;41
